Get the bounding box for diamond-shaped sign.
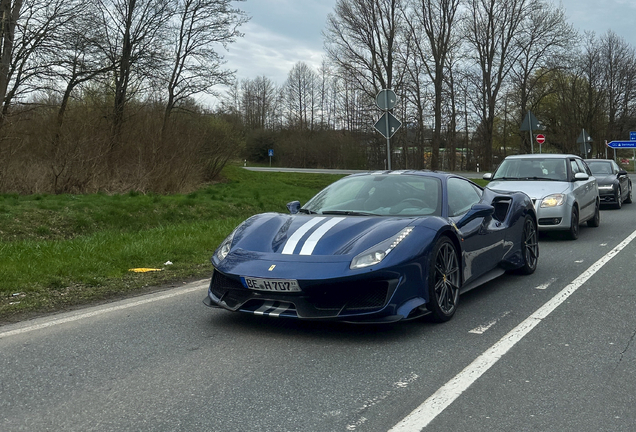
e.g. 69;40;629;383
374;112;402;139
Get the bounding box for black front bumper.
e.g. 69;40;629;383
203;269;401;320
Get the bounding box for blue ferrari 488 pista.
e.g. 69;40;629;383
204;171;538;323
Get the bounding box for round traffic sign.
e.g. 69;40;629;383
376;89;397;111
536;134;545;144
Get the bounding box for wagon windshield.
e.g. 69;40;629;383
493;158;568;181
586;161;613;175
303;174;442;217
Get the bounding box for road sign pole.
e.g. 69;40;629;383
385;91;391;170
529;126;534;154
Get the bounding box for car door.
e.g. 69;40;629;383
571;157;596;220
612;160;629;200
447;177;504;285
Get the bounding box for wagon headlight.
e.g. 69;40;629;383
540;194;565;208
350;227;413;269
215;231;236;261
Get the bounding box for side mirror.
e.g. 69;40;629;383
286;200;301;214
618;170;628;176
456;204;494;229
574;172;589;181
482;173;493;180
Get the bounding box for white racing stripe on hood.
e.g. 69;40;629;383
281;217;325;254
299;217;346;255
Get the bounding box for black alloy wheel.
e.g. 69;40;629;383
615;186;623;209
587;199;600;227
427;237;461;322
518;216;539;274
566;206;579;240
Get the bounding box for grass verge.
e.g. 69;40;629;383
0;165;344;322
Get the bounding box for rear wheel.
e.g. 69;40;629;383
427;237;460;322
615;187;623;209
566;206;579;240
587;199;600;227
518;216;539;274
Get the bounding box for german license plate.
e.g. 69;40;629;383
242;277;301;292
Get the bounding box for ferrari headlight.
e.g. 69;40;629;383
350;227;413;269
215;230;236;261
540;194;565;208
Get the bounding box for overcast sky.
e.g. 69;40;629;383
217;0;636;100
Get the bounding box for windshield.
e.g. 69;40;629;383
586;161;612;175
492;158;567;181
303;174;442;216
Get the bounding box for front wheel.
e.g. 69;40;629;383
518;216;539;274
625;183;632;204
615;187;623;209
427;237;461;322
566;206;579;240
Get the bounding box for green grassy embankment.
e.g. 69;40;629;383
0;166;344;322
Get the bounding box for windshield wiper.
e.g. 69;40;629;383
298;208;317;214
320;210;378;216
493;176;520;180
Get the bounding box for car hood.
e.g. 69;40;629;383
228;213;421;260
593;175;616;186
487;180;570;200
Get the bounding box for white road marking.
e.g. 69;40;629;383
299;217;345;255
535;277;557;290
347;373;419;431
468;311;511;334
0;281;208;340
389;228;636;431
281;217;325;255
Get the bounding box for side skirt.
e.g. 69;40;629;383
460;267;506;294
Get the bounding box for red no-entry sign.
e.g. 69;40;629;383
536;134;545;144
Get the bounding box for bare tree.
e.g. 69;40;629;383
0;0;77;129
511;0;575;153
464;0;528;170
324;0;402;97
599;31;636;141
160;0;248;137
284;61;319;130
402;0;461;169
95;0;172;151
241;75;278;130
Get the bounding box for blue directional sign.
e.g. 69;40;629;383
607;141;636;149
268;149;274;157
630;131;636;141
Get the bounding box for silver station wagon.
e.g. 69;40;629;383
483;154;600;240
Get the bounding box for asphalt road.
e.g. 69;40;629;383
2;203;635;431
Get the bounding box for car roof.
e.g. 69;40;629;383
584;159;613;162
348;170;459;180
502;153;579;160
